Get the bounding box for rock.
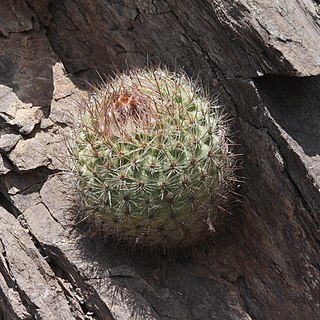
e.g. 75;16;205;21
52;62;78;101
0;0;33;37
0;85;20;121
0;168;49;213
0;133;20;152
0;207;80;319
8;133;49;171
40;117;54;129
24;175;163;320
0;84;43;135
7;129;73;172
0;155;11;175
0;1;319;320
50;98;76;126
0;12;57;107
46;0;320;79
49;62;84;126
24;202;67;245
9;107;42;135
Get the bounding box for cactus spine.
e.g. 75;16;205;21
74;68;235;249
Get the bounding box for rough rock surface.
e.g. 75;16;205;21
0;1;319;319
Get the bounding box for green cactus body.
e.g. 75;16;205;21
75;68;234;249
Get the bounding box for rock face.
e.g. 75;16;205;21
0;1;319;319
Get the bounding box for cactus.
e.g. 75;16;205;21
74;68;235;250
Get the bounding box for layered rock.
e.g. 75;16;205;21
0;1;319;319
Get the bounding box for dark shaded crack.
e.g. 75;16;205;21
252;74;320;233
130;8;140;25
0;239;16;288
14;226;96;319
41;200;66;230
83;274;134;281
226;75;320;236
0;152;31;176
0;236;39;319
0;116;22;135
256;19;271;39
55;276;96;319
217;274;256;320
18;121;48;140
0;166;56;197
44;245;114;320
265;130;314;214
0;239;29;320
235;276;260;320
0;168;96;317
14;180;46;196
14;164;59;177
238;108;319;233
53;92;74;102
0;189;22;218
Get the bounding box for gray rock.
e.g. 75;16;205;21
0;85;18;121
0;133;21;152
9;107;42;135
0;207;78;319
8;132;50;171
0;0;33;37
0;154;11;175
40;117;54;129
49;62;83;126
0;85;42;135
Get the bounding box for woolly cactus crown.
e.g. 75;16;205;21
74;68;235;250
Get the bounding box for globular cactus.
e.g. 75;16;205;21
74;68;235;250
